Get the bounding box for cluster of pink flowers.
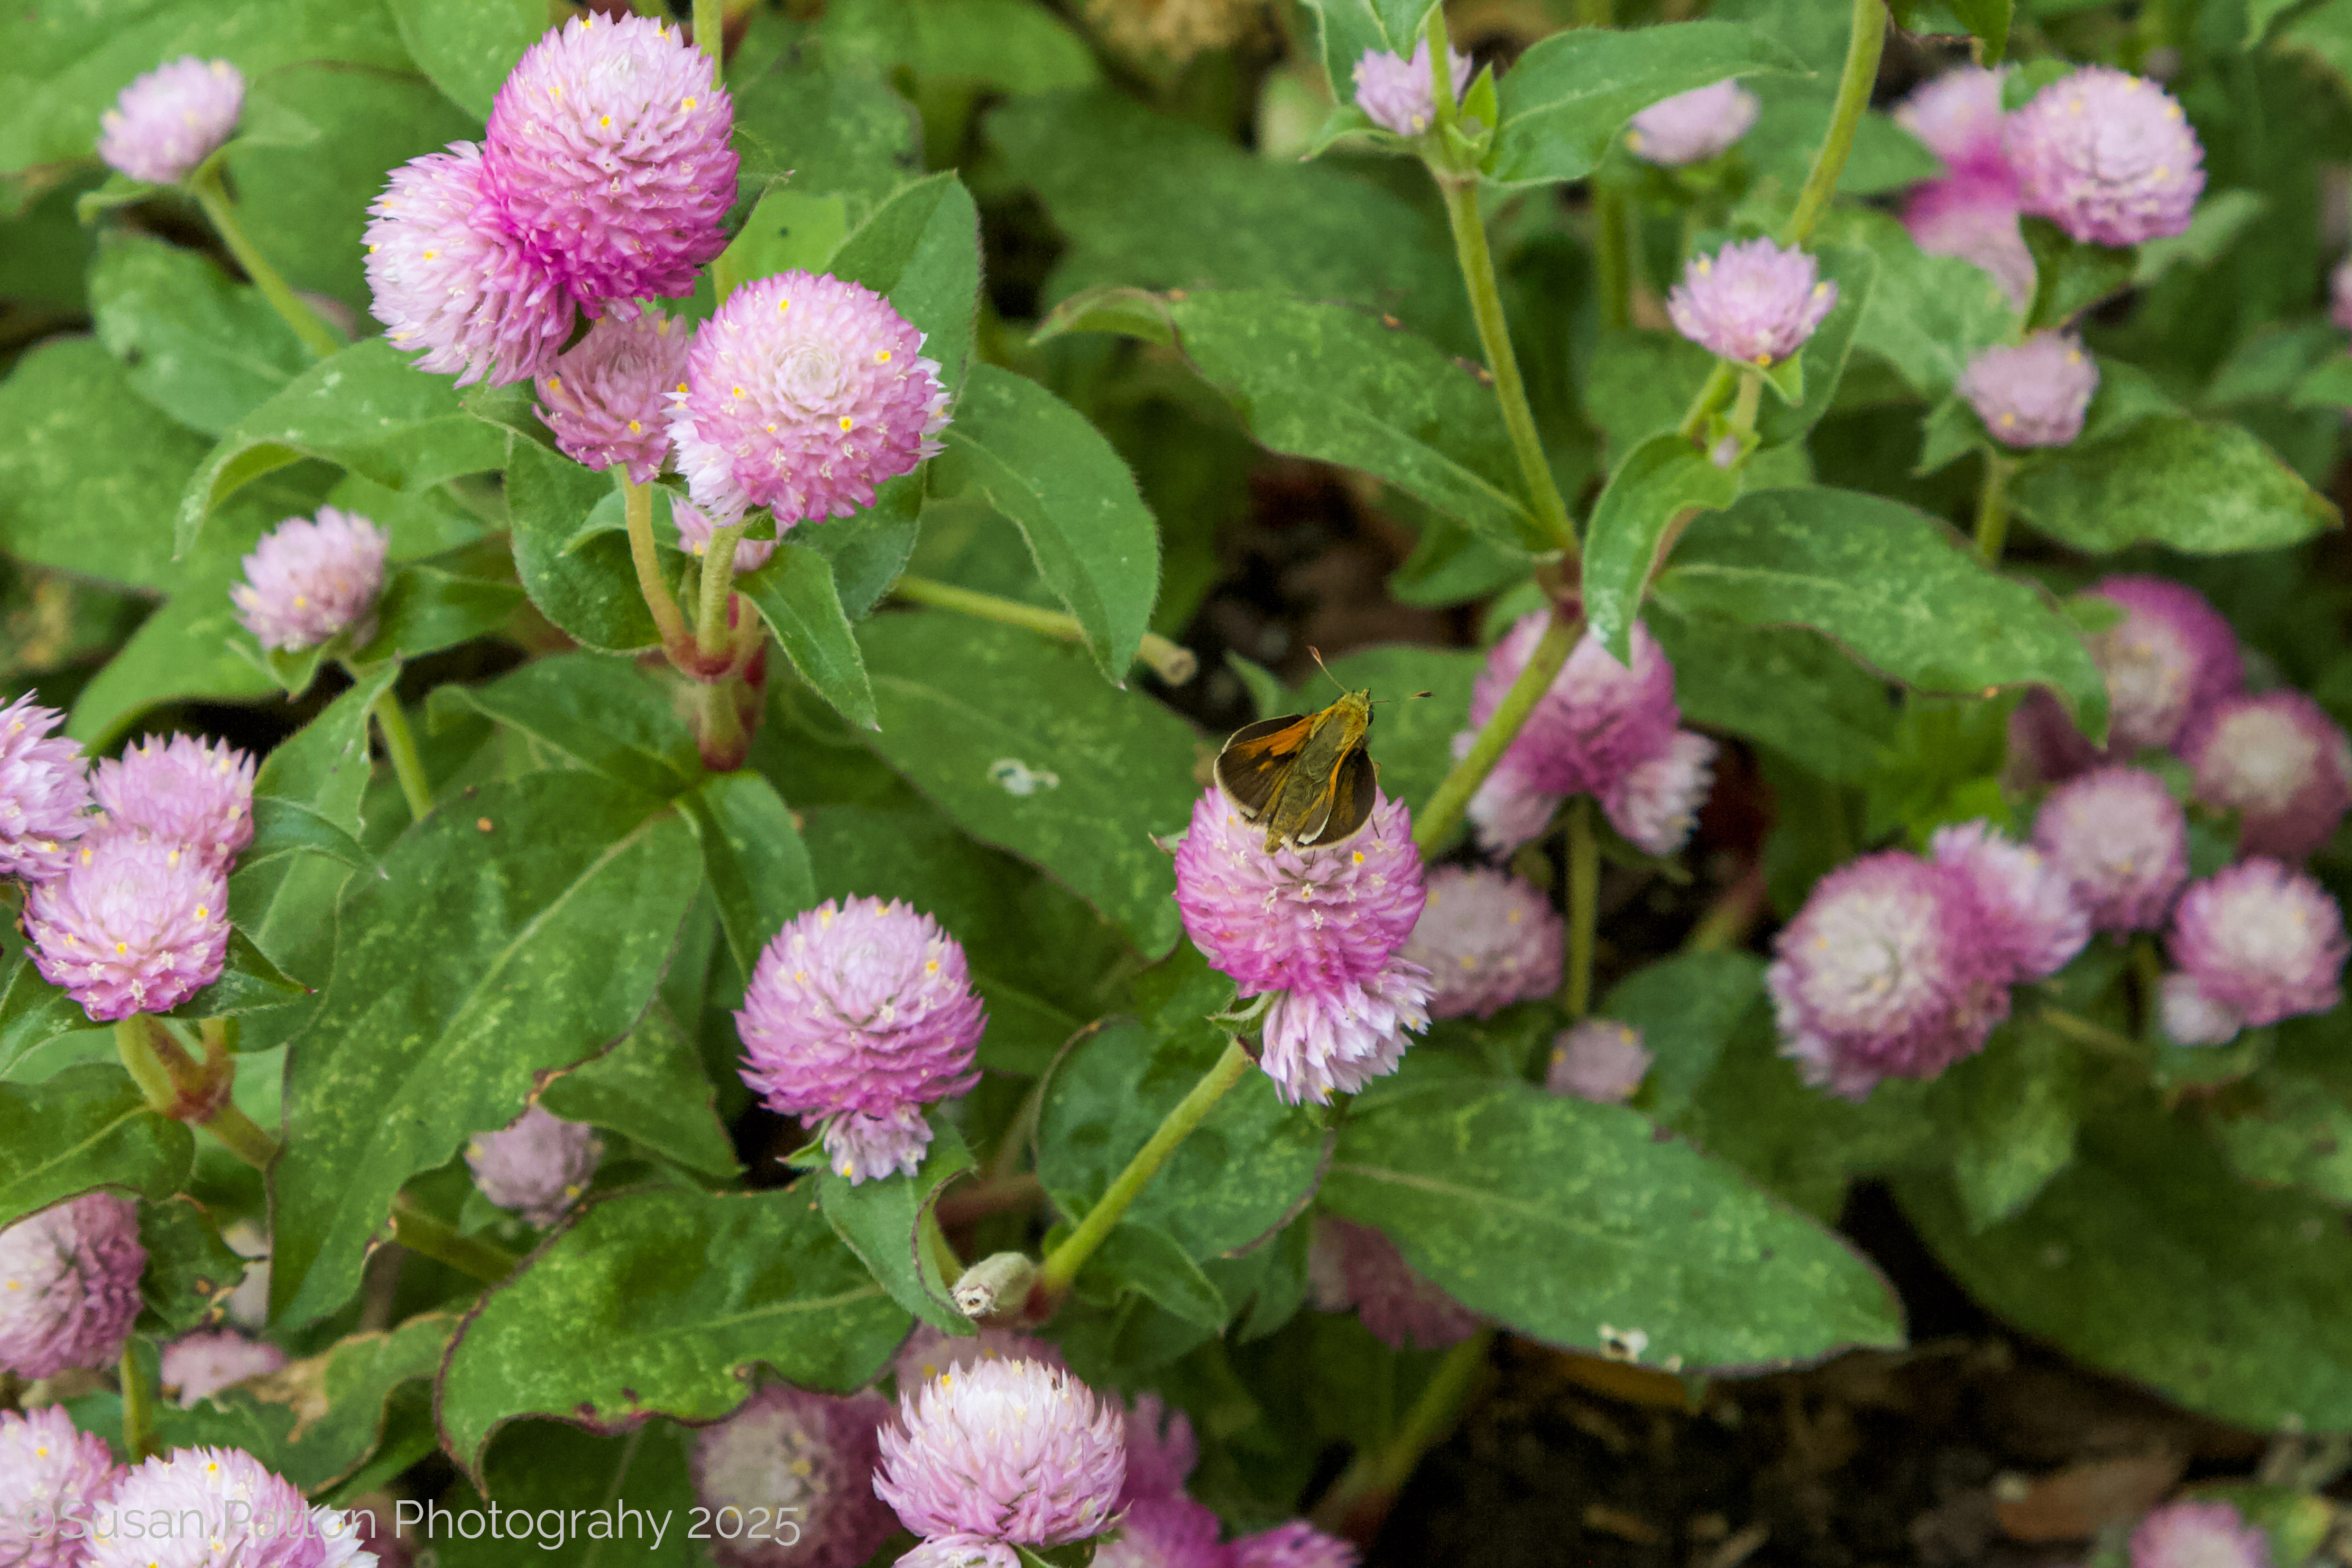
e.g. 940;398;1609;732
96;57;244;186
1308;1216;1481;1351
465;1102;605;1226
160;1327;287;1407
233;508;392;654
1547;1018;1654;1103
1351;39;1474;137
1959;331;2100;448
1627;79;1759;167
0;1192;145;1379
693;1382;897;1568
1667;237;1838;367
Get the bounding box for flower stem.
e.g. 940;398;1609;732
114;1017;179;1116
1414;611;1584;855
1974;451;2014;564
696;522;747;662
389;1195;518;1285
891;574;1198;685
1436;177;1578;553
115;1017;282;1167
2039;1004;2148;1062
203;1101;282;1170
1312;1329;1494;1538
1683;861;1767;953
1779;0;1889;247
370;686;435;824
1728;368;1765;440
120;1344;158;1462
1677;363;1738;441
620;474;693;659
1594;186;1634;333
694;0;725;72
1564;795;1600;1018
1036;1036;1253;1300
188;167;342;360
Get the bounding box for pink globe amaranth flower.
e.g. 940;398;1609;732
2128;1500;2271;1568
2166;857;2347;1034
1667;237;1838;367
2006;66;2205;246
1400;865;1563;1021
1307;1216;1480;1351
1232;1520;1361;1568
1602;728;1718;856
2159;971;2244;1047
464;1102;604;1226
1120;1392;1197;1506
538;312;693;482
668;271;951;529
894;1324;1066;1392
1960;332;2100;448
1897;66;2012;180
232;508;392;654
0;1193;145;1380
90;733;256;867
2180;691;2352;861
1546;1019;1653;1104
1767;852;2011;1099
693;1382;896;1568
1468;615;1681;804
1461;745;1566;856
736;897;985;1183
674;496;778;573
97;57;243;185
1930;819;2089;983
1172;786;1432;1104
482;13;737;313
2087;575;2245;755
2032;766;2189;934
161;1329;287;1407
873;1358;1127;1550
364;142;575;388
0;1405;119;1568
0;693;92;884
1094;1497;1227;1568
2333;255;2352;334
1902;174;2035;311
27;835;230;1021
1351;39;1473;137
87;1446;376;1568
1626;79;1760;166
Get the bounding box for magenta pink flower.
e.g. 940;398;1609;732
874;1358;1127;1553
2164;857;2346;1040
1120;1392;1198;1505
97;57;243;185
0;1193;145;1380
1896;66;2012;180
736;897;985;1183
2032;766;2189;933
0;694;91;884
232;508;392;653
1960;332;2100;448
482;14;736;313
1308;1216;1480;1351
1602;728;1718;856
1173;786;1431;1104
538;312;693;482
465;1103;604;1226
693;1383;895;1568
1351;40;1473;137
0;1405;118;1568
2334;256;2352;334
1668;237;1838;367
2006;67;2205;247
1930;819;2089;982
895;1325;1065;1392
1460;746;1565;855
1627;79;1759;166
675;497;778;573
1400;865;1563;1020
1232;1520;1361;1568
1902;175;2035;310
669;271;951;528
1546;1019;1653;1104
1767;852;2010;1098
87;1446;375;1568
2180;691;2352;861
2089;575;2245;754
365;142;575;387
2128;1500;2271;1568
90;733;255;867
161;1329;288;1407
27;836;229;1021
1095;1498;1228;1568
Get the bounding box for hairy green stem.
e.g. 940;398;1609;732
116;1017;282;1167
1677;362;1738;441
1974;451;2014;564
1037;1037;1253;1297
696;522;748;661
1564;796;1599;1018
694;0;725;71
114;1017;179;1116
1415;612;1583;854
189;168;342;359
1780;0;1888;246
619;474;693;658
2039;1004;2148;1061
1313;1330;1494;1535
204;1101;282;1170
390;1196;518;1285
121;1345;158;1462
370;687;435;823
892;574;1198;685
1728;368;1765;441
1594;187;1634;333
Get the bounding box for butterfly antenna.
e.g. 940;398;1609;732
1307;645;1344;695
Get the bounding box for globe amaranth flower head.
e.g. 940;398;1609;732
1119;1392;1198;1507
2128;1500;2271;1568
1896;66;2012;180
1960;333;2100;448
874;1357;1127;1560
693;1382;895;1568
895;1324;1066;1392
1902;174;2035;311
1930;819;2089;982
2032;765;2190;933
2084;574;2245;755
91;732;256;867
97;57;243;185
162;1329;288;1408
1767;851;2011;1099
1626;79;1760;166
538;312;693;482
0;693;91;884
88;1446;376;1568
1603;728;1719;857
669;271;951;529
1352;39;1474;136
1307;1216;1481;1351
27;836;230;1021
1093;1499;1226;1568
2162;857;2347;1044
365;141;575;388
2006;67;2205;246
675;497;777;573
2179;690;2352;861
1667;237;1838;367
0;1193;145;1380
0;1405;119;1568
1546;1019;1653;1104
1399;865;1563;1020
1232;1520;1362;1568
482;13;737;313
465;1102;604;1226
1173;786;1431;1105
736;897;985;1183
232;508;393;654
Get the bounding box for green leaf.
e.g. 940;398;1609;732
828;170;983;397
1294;0;1440;96
269;772;702;1324
425;651;700;799
0;951;91;1082
1815;208;2019;398
0;1065;194;1230
2022;216;2139;333
933;363;1161;681
1647;602;1896;783
165;929;310;1020
243;796;385;883
819;1120;975;1328
1040;287;1542;554
855;612;1201;958
504;442;662;654
136;1195;247;1335
2135;189;2267;285
1930;1018;2081;1231
910;0;1099;93
1487;23;1806;188
1653;486;2111;744
2006;416;2338;554
804;476;924;618
89;232;312;435
730;53;921;228
738;543;879;728
678;770;819;978
1947;0;2012;59
388;0;542;119
713;188;852;303
540;1001;742;1182
349;545;525;665
1324;1077;1903;1368
1754;245;1877;447
1582;434;1741;662
2208;1066;2352;1205
437;1185;909;1478
1082;1221;1229;1329
66;562;280;749
1596;950;1766;1123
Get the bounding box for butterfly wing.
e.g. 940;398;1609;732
1299;746;1379;846
1215;714;1310;823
